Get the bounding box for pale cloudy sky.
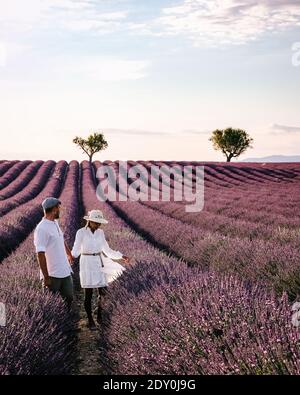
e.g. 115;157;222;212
0;0;300;161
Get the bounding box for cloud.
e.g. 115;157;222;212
180;129;211;135
103;128;211;136
0;1;145;81
2;0;300;47
104;128;170;136
270;123;300;134
56;128;210;137
0;0;128;35
55;8;128;34
55;57;150;81
153;0;300;46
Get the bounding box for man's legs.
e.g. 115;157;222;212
60;276;74;309
44;277;62;294
44;276;74;309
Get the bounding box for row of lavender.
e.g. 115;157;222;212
0;161;56;216
0;161;19;178
117;159;300;239
0;161;43;200
0;161;32;190
0;161;66;261
101;161;300;224
124;174;300;241
117;162;300;238
0;160;299;374
80;161;300;374
125;160;299;188
0;161;80;374
97;160;297;193
94;161;300;299
127;161;300;220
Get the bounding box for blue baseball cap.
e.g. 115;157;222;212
42;197;61;211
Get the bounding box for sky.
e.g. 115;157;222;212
0;0;300;162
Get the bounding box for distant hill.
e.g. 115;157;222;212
242;155;300;163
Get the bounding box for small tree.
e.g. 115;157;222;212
73;132;108;163
209;127;253;162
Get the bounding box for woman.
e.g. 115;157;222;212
71;209;130;330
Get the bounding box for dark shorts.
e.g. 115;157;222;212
43;275;74;306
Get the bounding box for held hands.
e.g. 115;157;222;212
67;252;74;264
65;242;74;264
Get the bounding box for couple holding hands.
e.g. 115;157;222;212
34;197;130;330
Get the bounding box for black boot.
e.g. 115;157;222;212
87;317;97;330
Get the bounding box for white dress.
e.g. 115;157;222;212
71;226;126;288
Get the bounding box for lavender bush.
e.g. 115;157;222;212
0;159;299;375
0;160;43;201
102;265;300;375
0;161;19;178
93;161;300;298
0;160;55;216
0;161;67;261
0;161;32;190
0;161;80;375
79;161;300;375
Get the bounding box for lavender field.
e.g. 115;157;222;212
0;159;300;375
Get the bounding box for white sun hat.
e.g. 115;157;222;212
83;209;108;224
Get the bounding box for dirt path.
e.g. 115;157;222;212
72;288;103;375
71;165;103;375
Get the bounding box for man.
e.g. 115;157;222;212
34;197;74;308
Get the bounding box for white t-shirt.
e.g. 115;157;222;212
34;218;73;279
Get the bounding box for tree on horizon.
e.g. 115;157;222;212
73;132;108;163
209;127;254;162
